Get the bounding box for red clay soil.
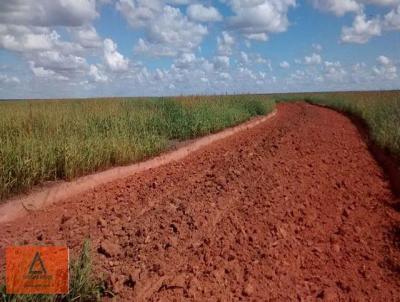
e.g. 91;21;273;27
1;102;400;301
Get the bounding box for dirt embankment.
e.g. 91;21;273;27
1;103;399;301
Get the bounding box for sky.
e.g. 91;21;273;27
0;0;399;98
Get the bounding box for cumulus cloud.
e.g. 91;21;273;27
29;50;88;81
361;0;400;6
133;6;207;57
239;51;269;66
310;0;361;16
226;0;296;41
324;61;347;81
312;43;323;51
310;0;400;16
29;62;56;77
304;53;322;64
373;55;397;79
240;51;250;64
0;25;60;52
39;51;87;70
89;64;108;82
213;56;230;71
103;38;129;71
341;13;381;43
0;0;398;97
70;25;102;48
116;0;163;28
280;61;290;68
187;4;222;22
0;74;20;84
384;5;400;29
217;31;235;55
245;33;268;41
0;0;98;27
311;0;400;44
174;53;197;69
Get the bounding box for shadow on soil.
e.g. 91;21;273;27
305;101;400;201
303;101;400;277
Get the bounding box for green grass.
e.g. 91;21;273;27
2;91;398;201
0;241;103;302
0;95;274;200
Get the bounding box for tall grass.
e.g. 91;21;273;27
0;95;274;200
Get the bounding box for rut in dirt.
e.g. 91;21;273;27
1;102;399;301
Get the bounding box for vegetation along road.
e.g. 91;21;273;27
1;102;399;301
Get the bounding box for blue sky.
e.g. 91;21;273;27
0;0;399;98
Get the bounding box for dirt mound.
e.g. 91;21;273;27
1;103;399;301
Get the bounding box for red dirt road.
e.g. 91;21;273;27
1;103;399;301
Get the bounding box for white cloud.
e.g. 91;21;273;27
324;61;347;81
70;25;102;48
237;51;270;67
362;0;400;6
134;6;207;57
240;51;249;64
341;13;381;43
29;60;70;80
0;0;98;27
29;61;56;77
304;53;322;64
280;61;290;68
377;55;391;65
38;51;87;70
89;64;108;82
29;50;89;81
0;25;58;52
254;54;268;64
324;61;341;67
187;4;222;22
104;38;129;71
219;72;231;80
373;55;397;79
116;0;163;28
0;74;20;84
217;31;235;55
310;0;400;16
0;25;85;57
245;33;268;41
167;0;194;5
226;0;296;40
384;5;400;29
312;43;323;51
214;56;230;70
174;52;197;69
310;0;361;16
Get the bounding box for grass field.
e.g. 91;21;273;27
0;95;274;201
1;91;399;201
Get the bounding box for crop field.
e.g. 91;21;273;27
0;95;274;200
1;91;399;202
